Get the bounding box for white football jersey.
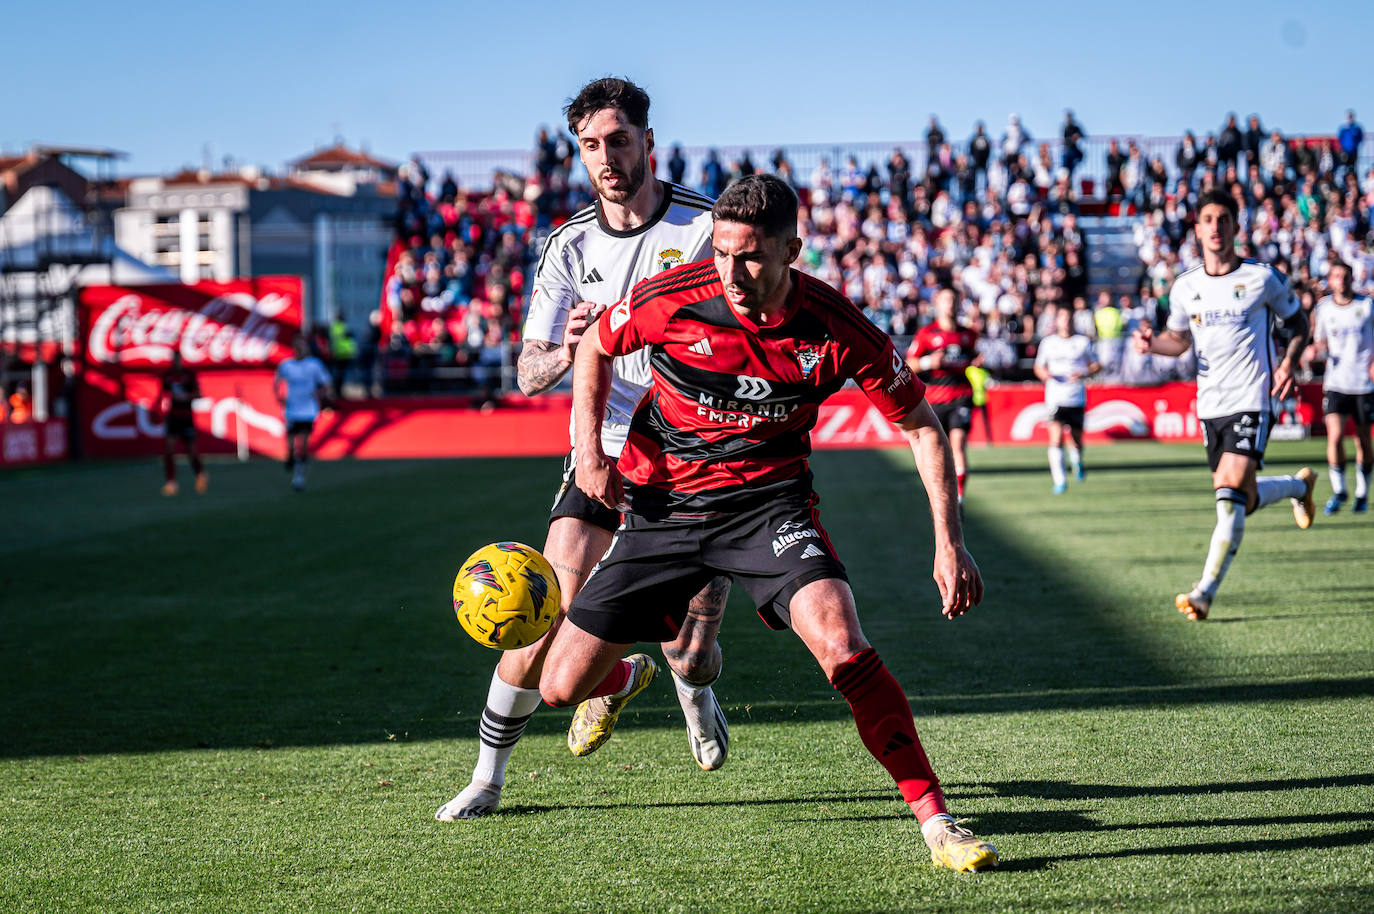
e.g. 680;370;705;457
523;183;714;456
1035;333;1095;408
1313;295;1374;395
1166;260;1299;419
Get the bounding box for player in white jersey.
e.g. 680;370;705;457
273;334;332;492
1133;190;1316;620
1310;260;1374;514
1034;305;1100;494
437;78;730;822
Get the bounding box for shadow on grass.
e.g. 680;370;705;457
0;450;1365;759
994;826;1374;872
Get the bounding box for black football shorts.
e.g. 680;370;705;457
1201;411;1270;471
567;491;848;644
549;451;622;533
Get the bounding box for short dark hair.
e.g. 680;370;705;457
563;77;650;135
712;175;799;239
1197;188;1239;222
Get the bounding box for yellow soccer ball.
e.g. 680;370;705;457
453;542;561;650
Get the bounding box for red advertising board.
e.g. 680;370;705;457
0;418;68;466
77;278;302;458
298;381;1320;460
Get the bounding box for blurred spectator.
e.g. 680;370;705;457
1106;139;1126;199
1218;113;1243;172
1176;131;1201;186
1001;114;1030;167
1242;114;1265;172
7;382;32;423
701;149;725;197
1092;291;1125;377
328;312;358;392
926;116;945;152
1062;110;1085;175
667;144;687;184
1338;110;1363;175
968;122;992;179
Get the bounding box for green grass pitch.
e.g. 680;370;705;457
2;442;1372;912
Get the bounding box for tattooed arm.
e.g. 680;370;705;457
516;302;604;396
516;340;572;396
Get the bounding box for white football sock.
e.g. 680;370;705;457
1358;463;1371;499
1067;446;1081;472
922;813;957;842
1255;474;1306;509
1048;446;1066;486
1330;464;1347;497
671;667;728;770
471;669;543;786
1198;488;1246;599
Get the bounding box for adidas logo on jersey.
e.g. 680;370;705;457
581;268;604;284
799;544;826;560
688;338;714;357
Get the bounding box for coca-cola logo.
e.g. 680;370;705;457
87;291;296;367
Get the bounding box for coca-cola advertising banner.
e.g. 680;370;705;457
78;278;302;458
298;382;1319;461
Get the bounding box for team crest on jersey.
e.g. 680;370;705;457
795;345;823;378
1191;313;1204;327
657;248;684;270
1233;283;1247;300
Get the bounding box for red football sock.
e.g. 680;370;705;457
190;453;204;475
584;658;631;700
956;472;966;498
830;648;947;823
162;454;175;483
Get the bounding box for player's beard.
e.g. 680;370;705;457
594;156;646;204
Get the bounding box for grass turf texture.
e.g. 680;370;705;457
2;442;1372;913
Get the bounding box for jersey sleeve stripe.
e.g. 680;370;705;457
629;262;718;304
630;272;719;312
668;192;714;213
666;183;715;206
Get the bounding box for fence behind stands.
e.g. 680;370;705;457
416;135;1374;198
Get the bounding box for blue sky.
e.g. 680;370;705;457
5;0;1369;177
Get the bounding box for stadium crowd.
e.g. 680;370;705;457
365;109;1369;395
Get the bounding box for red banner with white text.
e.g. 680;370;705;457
77;278;302;458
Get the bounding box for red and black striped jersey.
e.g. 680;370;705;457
161;369;200;418
597;259;925;517
905;323;978;403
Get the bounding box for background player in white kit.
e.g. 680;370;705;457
1309;260;1374;514
1034;305;1100;494
437;78;730;821
273;334;332;492
1133;189;1316;620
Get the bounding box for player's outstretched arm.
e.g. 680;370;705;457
517;302;605;396
1133;324;1192;357
571;325;623;509
896;401;984;619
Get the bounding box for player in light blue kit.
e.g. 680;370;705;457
273;334;332;492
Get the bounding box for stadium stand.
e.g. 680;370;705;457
367;112;1371;395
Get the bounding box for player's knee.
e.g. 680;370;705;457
538;675;580;708
812;635;871;679
664;640;721;685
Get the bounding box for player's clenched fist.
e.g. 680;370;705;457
561;302;607;362
575;449;625;511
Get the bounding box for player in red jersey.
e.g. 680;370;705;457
906;289;981;501
540;175;998;873
158;351;207;496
